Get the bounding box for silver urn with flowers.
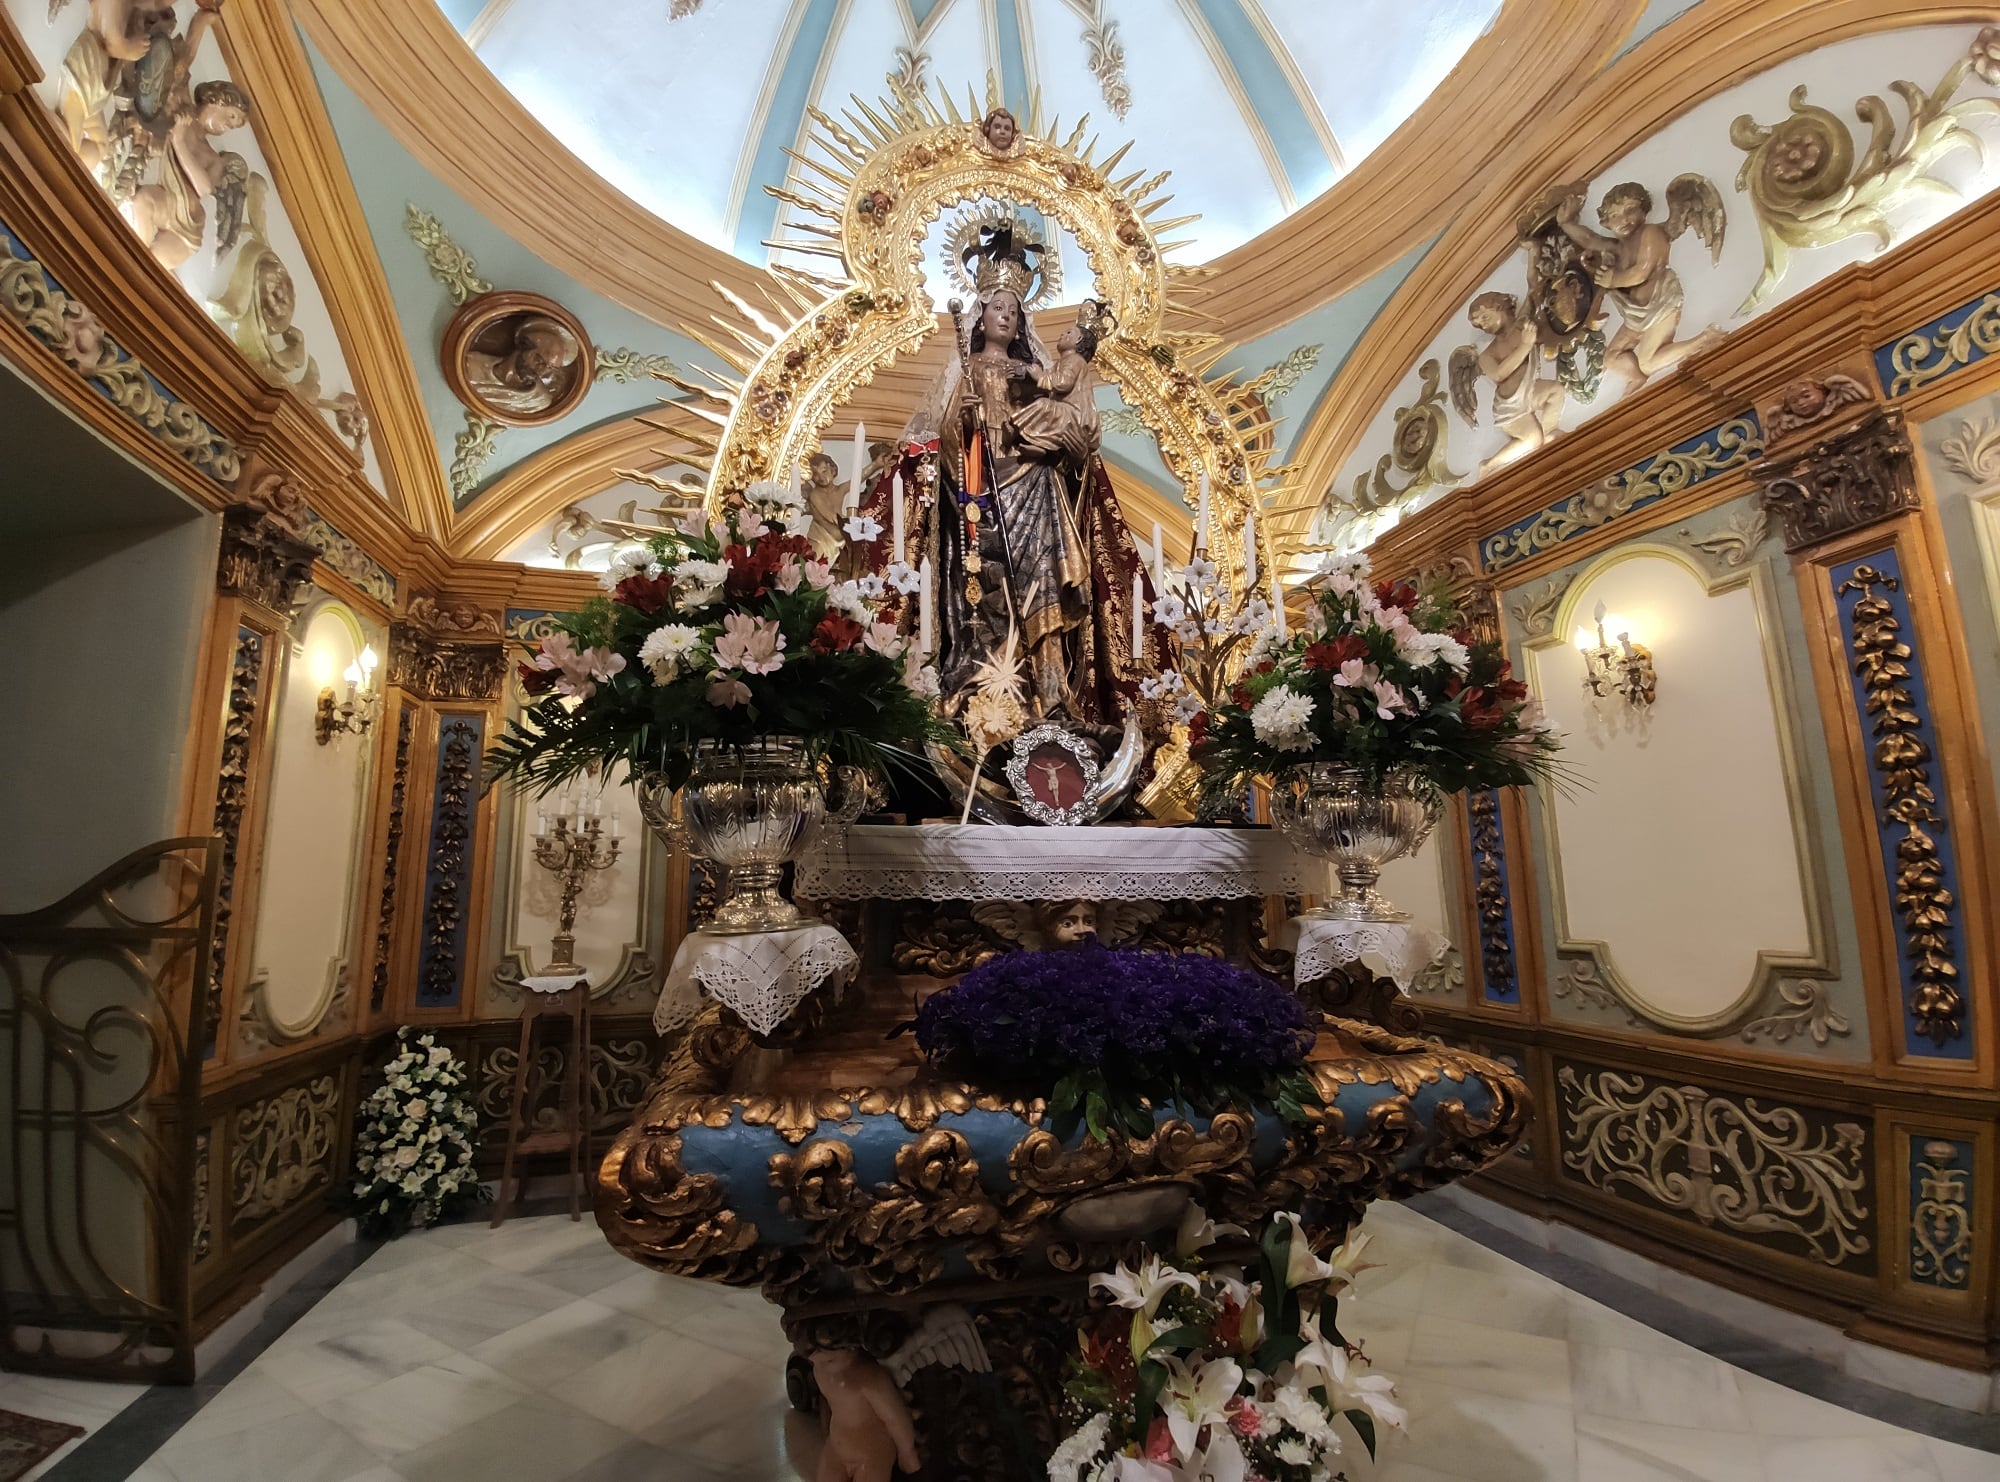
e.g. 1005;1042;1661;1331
1268;765;1442;922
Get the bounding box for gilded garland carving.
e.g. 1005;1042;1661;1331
1882;291;2000;399
1408;946;1464;998
230;1075;341;1227
369;704;415;1015
1557;1066;1870;1268
1911;1139;1973;1289
1679;504;1770;571
206;626;264;1059
1481;416;1763;572
192;1127;212;1265
404;205;492;306
593;347;679;384
1755;407;1919;553
1834;563;1964;1048
1079;0;1131;122
1740;978;1851;1047
1468;790;1516;1000
300;511;396;606
1731;28;2000;315
1351;360;1460;511
598;1006;1530;1308
419;720;479;1006
450;413;502;504
214;503;319;613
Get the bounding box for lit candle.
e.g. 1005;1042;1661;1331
919;557;934;655
1131;572;1145;662
787;458;801;502
1196;472;1211;551
1151;519;1165;586
847;422;864;511
1271;569;1286;639
892;471;906;561
1243;512;1257;591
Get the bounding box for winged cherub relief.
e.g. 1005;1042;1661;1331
969;899;1161;951
1448;292;1566;475
1553;176;1728;391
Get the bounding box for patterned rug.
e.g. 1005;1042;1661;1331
0;1408;83;1481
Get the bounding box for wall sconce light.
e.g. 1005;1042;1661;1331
315;643;379;745
1574;601;1657;708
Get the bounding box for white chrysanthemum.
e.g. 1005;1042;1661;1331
1274;1437;1313;1466
1047;1412;1112;1482
827;580;872;621
597;545;652;592
673;558;730;607
638;623;706;683
1250;685;1317;752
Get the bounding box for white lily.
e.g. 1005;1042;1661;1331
1290;1310;1409;1435
1092;1254;1200;1356
1174;1204;1246;1260
1191;1430;1248;1482
1274;1213;1373;1294
1157;1354;1242;1460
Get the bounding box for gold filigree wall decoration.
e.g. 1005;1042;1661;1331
1079;1;1132;122
192;1128;212;1265
369;704;415;1015
1881;291;2000;399
1739;978;1851;1047
404;205;493;306
594;347;679;384
645;82;1284;580
419;719;480;1006
1506;572;1575;641
300;511;396;606
1911;1139;1973;1289
215;501;319;613
205;626;265;1061
230;1075;341;1227
1834;563;1964;1048
1938;415;2000;486
1678;504;1770;572
1557;1066;1871;1268
1731;28;2000;315
888;47;930;106
450;413;501;504
1468;790;1516;1001
387;614;507;703
1349;360;1460;512
0;237;242;482
473;1037;655;1143
1551;957;1639;1026
1754;406;1919;552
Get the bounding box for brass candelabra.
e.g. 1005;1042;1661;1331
531;801;622;977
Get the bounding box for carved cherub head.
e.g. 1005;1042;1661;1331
1467;291;1518;336
981;107;1019;153
1597;182;1652;237
193;80;250;136
807;451;839;489
1044;900;1098;947
502;317;581;390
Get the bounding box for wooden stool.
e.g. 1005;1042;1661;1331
491;979;593;1226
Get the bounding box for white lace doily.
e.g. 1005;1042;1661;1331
520;972;597;996
795;824;1311;902
1281;916;1448;991
653;924;858;1036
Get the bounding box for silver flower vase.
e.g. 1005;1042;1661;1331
1269;764;1442;922
637;739;869;935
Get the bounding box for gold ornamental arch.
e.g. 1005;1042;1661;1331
639;84;1294;588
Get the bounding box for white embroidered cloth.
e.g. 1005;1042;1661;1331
653;924;858;1036
1282;916;1449;991
795;824;1311;902
520;972;597;997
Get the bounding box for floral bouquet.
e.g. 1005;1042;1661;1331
350;1028;481;1238
909;944;1319;1142
1191;555;1561;806
1050;1205;1406;1482
485;481;954;793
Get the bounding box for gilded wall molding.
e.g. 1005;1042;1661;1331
205;626;266;1062
1909;1136;1974;1290
1557;1064;1872;1269
1827;554;1972;1055
1753;405;1920;552
300;509;396;607
387;596;507;703
215;498;320;615
1878;286;2000;399
1506;572;1575;642
229;1074;340;1228
0;216;241;483
1480;414;1763;573
1466;788;1519;1004
369;702;415;1016
417;715;483;1010
1740;979;1852;1047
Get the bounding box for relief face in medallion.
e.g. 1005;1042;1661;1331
441;291;594;427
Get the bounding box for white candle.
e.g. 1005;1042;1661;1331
847;422;865;511
1131;572;1145;662
1151;520;1165;586
788;458;801;501
892;471;905;560
1243;512;1257;590
1196;472;1211;550
1272;569;1287;639
919;557;934;654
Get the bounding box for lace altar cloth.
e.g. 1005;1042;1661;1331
795;824;1312;902
519;972;598;996
1282;916;1448;991
653;925;858;1036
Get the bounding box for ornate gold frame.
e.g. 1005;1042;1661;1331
440;290;595;429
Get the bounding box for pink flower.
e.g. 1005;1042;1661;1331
773;559;805;594
1331;657;1376;689
532;632;625;700
714;613;786;674
863;621;908;658
705;675;751;707
1229;1399;1262;1438
800;559;834;589
1371;680;1407;719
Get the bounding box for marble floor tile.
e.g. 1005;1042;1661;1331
317;1353;527;1458
1571;1340;1752;1432
561;1437;745;1482
1736;1370;1902;1439
157;1368;310;1446
148;1407;387;1482
1758;1433;1947;1482
1416;1261;1573;1340
1573;1413;1764;1482
585;1268;735;1329
398;1268;580;1352
548;1324;767;1436
1926;1436;2000;1481
463;1295;659;1386
1403;1313;1573;1406
254;1319;459;1407
1391;1380;1579;1482
387;1393;630;1482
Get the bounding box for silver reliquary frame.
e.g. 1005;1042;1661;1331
1004;724;1100;825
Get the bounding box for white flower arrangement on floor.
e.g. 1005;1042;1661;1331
350;1029;482;1237
1050;1207;1406;1482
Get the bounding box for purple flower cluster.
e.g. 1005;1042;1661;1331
913;945;1315;1134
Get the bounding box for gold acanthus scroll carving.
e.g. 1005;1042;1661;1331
1557;1067;1870;1268
1911;1140;1973;1289
1753;406;1921;553
230;1075;341;1226
387;596;506;702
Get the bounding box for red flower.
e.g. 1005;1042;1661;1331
809;613;864;654
1214;1296;1248;1352
613;573;675;615
1374;579;1418;611
721;542;782;599
1187;710;1210;746
517;660;557;696
1459;686;1506;731
1145;1417;1174;1464
1494;675;1529;707
1230;683;1252;708
1304;635;1368;671
1255;659;1276;677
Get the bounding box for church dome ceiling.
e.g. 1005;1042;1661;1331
433;0;1501;268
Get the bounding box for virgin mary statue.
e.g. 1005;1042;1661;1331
862;226;1161;731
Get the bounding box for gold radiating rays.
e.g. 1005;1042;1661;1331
616;77;1297;592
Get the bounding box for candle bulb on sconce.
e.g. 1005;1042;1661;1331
314;641;381;747
1575;599;1658;709
531;790;622;978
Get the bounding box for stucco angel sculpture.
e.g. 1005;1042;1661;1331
1448;291;1566;475
970;898;1161;951
1555;176;1727;390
